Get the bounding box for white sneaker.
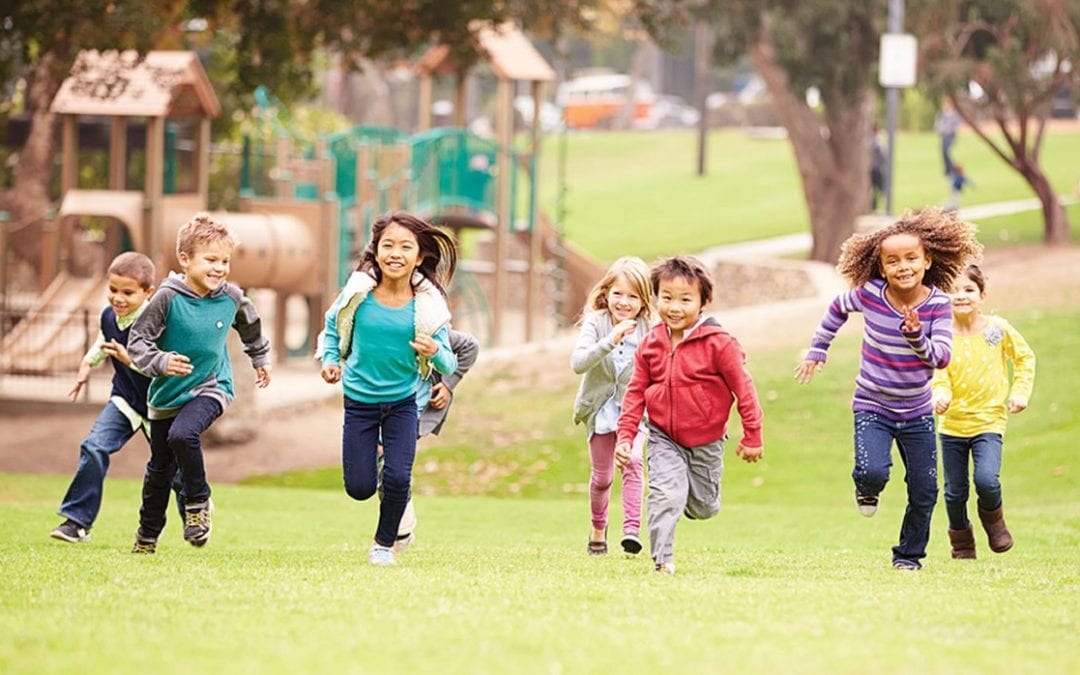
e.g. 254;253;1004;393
368;544;396;566
653;562;676;575
397;498;417;537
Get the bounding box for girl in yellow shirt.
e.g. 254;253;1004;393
932;265;1035;559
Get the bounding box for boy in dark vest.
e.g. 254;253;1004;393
51;252;157;543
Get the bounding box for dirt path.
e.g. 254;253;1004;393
2;244;1076;483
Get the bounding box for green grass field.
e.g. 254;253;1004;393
539;129;1080;261
4;309;1078;674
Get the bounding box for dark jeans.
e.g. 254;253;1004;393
343;395;417;548
139;396;222;538
853;411;939;567
940;432;1004;531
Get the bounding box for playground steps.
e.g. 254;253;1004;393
0;273;105;375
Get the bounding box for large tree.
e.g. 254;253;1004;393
912;0;1079;245
636;0;884;263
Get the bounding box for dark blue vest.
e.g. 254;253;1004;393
100;306;151;419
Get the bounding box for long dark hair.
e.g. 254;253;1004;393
358;212;458;297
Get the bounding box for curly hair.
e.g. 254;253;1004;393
358;211;458;297
835;208;983;290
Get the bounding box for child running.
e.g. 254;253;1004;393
615;256;764;575
794;208;982;570
392;328;480;553
571;256;654;557
318;212;458;566
128;213;271;553
50;252;156;543
932;264;1035;559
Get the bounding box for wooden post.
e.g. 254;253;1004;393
492;77;514;346
196;118;211;205
109;117;127;190
418;75;433;132
61;115;78;194
275;136;292;198
454;73;468;127
144;116;165;264
525;80;544;342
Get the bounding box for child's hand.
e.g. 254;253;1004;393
410;334;438;358
321;364;342;384
609;319;637;346
736;443;764;463
614;442;632;468
254;364;271;388
900;305;922;334
164;352;193;376
933;394;951;414
429;382;451;409
68;362;92;401
102;339;132;366
1007;397;1028;414
794;359;822;384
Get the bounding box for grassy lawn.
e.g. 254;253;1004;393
539;128;1080;261
3;309;1077;674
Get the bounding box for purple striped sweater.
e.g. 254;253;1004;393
806;278;952;421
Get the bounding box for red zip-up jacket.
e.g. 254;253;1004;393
616;317;763;449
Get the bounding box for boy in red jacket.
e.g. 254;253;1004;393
615;256;764;574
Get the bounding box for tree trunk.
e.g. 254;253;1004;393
1017;159;1071;245
0;53;63;279
747;25;874;264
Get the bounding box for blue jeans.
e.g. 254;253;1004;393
58;402;142;528
343;395;417;548
139;397;222;538
853;411;939;566
940;432;1004;531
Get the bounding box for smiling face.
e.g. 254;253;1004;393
605;273;644;323
950;273;984;319
106;273;153;318
879;232;931;294
179;239;232;296
657;274;705;339
375;222;421;283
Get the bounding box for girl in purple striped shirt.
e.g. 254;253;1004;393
795;209;982;570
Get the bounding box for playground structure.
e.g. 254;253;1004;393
1;23;601;385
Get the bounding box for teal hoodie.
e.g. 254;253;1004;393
129;274;270;419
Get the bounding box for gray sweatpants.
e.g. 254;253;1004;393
646;423;725;566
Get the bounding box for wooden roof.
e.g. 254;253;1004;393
51;50;221;118
417;22;555;82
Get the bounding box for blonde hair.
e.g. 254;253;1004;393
836;207;983;290
581;256;654;322
176;212;236;259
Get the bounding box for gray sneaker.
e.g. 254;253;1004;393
183;499;214;547
50;519;90;543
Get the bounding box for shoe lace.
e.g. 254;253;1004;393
133;540;155;553
185;509;208;528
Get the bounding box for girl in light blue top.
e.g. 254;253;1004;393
318;212;458;566
571;256;654;557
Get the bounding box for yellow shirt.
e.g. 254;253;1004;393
932;316;1035;437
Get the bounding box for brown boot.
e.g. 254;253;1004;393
948;525;977;559
978;505;1014;553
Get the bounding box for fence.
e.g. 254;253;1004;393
0;306;99;402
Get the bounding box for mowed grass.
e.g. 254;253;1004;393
540;128;1080;261
2;309;1078;674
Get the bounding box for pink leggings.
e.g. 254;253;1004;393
589;431;644;534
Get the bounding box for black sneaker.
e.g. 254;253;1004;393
50;519;91;543
132;530;158;554
620;533;643;555
183;500;213;547
855;489;879;517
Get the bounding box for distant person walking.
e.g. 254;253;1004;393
935;103;963;177
932;265;1035;560
571;256;654;557
870;124;887;213
795;208;982;571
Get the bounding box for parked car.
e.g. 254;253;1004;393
635;95;700;130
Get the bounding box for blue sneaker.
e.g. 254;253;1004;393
368;544;396;566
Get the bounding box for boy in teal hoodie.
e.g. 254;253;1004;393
128;213;271;553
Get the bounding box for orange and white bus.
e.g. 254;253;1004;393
557;73;655;129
